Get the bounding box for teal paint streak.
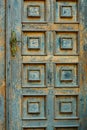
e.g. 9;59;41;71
0;96;4;121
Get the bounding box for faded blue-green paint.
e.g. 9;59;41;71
0;0;5;130
2;0;87;130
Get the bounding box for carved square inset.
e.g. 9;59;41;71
60;6;72;18
60;38;73;50
22;32;46;56
27;102;40;114
55;95;78;119
22;63;46;87
27;5;40;17
60;69;73;82
54;32;78;55
55;63;78;87
55;0;78;22
28;70;40;81
22;96;46;119
28;37;40;50
23;0;47;22
60;102;72;113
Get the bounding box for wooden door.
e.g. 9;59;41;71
6;0;87;130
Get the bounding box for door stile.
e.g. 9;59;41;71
6;0;11;129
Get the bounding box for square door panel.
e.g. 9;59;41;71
22;96;46;119
54;63;78;87
55;0;78;23
55;127;78;130
22;32;47;55
23;0;46;22
54;95;78;119
54;32;78;55
22;63;46;87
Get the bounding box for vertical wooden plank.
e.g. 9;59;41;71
6;0;11;129
79;0;87;129
10;0;22;129
0;0;6;129
6;0;22;129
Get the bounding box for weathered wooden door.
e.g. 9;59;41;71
6;0;87;130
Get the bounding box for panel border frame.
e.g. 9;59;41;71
53;31;80;56
22;62;47;88
54;62;80;88
22;31;48;56
54;94;79;120
54;0;80;24
21;0;49;23
22;95;47;120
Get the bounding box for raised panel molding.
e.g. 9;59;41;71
60;37;73;50
22;95;47;120
27;102;40;114
22;63;46;87
60;6;72;18
54;95;78;119
22;31;47;56
20;0;80;129
22;0;48;23
27;37;40;50
27;5;41;17
28;70;41;82
54;63;79;87
55;0;78;23
54;31;79;56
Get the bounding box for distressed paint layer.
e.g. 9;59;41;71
5;0;87;130
0;0;5;130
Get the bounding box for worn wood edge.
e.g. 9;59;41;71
6;0;11;129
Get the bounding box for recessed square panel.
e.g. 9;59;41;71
28;37;40;50
27;102;40;113
60;6;72;18
22;96;46;119
22;32;46;56
27;5;40;17
60;38;73;50
55;63;78;87
22;63;46;87
60;69;73;81
23;0;47;22
54;32;78;55
28;70;40;81
55;95;78;119
55;0;78;22
60;102;72;113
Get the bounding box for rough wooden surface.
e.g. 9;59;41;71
0;0;5;130
0;0;87;130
